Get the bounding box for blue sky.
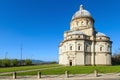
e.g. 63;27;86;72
0;0;120;61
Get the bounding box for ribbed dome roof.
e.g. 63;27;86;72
72;5;92;20
96;32;106;36
68;31;84;35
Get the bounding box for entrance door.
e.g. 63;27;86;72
69;60;72;66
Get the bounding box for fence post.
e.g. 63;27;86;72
65;70;69;78
94;70;98;77
13;72;16;79
38;71;41;79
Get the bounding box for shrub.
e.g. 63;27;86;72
12;59;18;66
2;59;11;67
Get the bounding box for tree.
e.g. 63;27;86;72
12;59;18;66
112;54;120;65
2;59;11;67
51;61;57;64
25;59;32;65
112;48;120;65
0;59;2;67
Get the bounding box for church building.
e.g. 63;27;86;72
59;5;112;66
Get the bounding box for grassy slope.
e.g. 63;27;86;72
22;66;120;75
1;64;120;76
0;64;60;73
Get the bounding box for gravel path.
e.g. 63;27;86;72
0;73;120;80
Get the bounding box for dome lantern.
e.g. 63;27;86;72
80;5;84;11
70;5;94;32
72;5;93;21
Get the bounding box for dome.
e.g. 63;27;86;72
72;5;92;20
96;32;106;36
68;31;84;35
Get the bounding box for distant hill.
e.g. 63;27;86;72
31;60;51;64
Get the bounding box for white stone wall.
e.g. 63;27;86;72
70;18;93;31
95;42;111;53
59;36;112;66
75;52;85;65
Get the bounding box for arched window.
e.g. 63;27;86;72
107;45;110;51
86;20;89;25
76;21;78;26
78;45;81;50
100;45;103;51
81;21;83;25
64;46;66;51
70;46;72;50
86;45;89;51
100;47;102;51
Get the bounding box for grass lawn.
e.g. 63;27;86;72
17;65;120;75
0;64;61;73
1;64;120;76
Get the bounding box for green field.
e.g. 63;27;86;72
0;64;120;76
0;64;60;73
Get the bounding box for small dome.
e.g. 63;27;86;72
72;5;92;20
68;31;84;35
96;32;106;36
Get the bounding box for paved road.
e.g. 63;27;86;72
0;73;120;80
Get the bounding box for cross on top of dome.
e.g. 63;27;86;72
80;5;84;11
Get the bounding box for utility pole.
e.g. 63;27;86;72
31;55;33;60
20;44;23;66
5;52;8;59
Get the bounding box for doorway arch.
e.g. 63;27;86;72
69;60;72;66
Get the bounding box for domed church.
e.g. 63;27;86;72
59;5;112;66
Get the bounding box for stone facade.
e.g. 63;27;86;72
59;5;112;66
